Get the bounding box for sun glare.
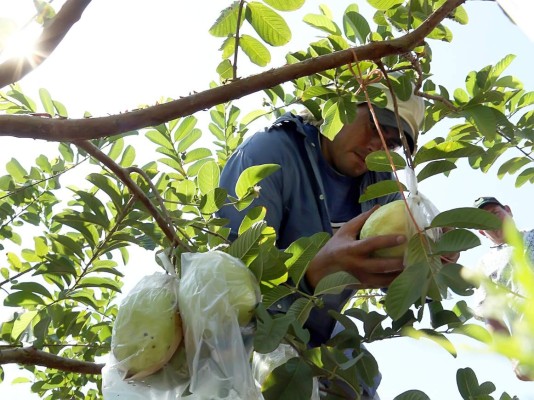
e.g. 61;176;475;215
0;25;40;64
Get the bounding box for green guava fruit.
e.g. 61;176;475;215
179;251;260;327
360;200;410;258
112;277;183;380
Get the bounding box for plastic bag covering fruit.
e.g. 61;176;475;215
179;251;262;399
360;200;412;258
112;272;182;380
180;250;260;326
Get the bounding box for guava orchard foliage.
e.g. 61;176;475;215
0;0;533;399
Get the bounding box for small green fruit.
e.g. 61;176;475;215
112;276;183;380
360;200;409;258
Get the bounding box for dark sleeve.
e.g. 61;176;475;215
218;129;288;240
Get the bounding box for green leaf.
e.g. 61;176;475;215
321;99;344;140
303;13;341;35
197;160;220;195
262;285;293;308
489;54;516;84
4;291;45;307
497;157;531;178
119;144;136;167
437;263;474;297
12;282;53;299
209;2;242;37
262;0;305;11
39;88;55;116
451;324;492;344
286;297;314;325
417;160;456;182
246;2;291;47
516;167;534;187
217;59;234;80
235;164;280;198
285;233;329;285
11;311;38;340
77;277;122;292
433;228;480;254
463;105;497;141
343;6;370;44
53;99;68;117
393;390;431;400
301;85;337;101
254;305;292;353
406;328;457;356
314;271;359;296
8;88;36;112
414;142;484;165
358;179;405;202
367;0;404;11
6;158;27;183
146;129;173;149
365;150;406;172
240;34;271;66
385;262;428;320
262;357;314;400
228;221;267;260
430;207;501;230
177;128;202;152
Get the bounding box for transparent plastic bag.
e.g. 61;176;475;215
404;167;442;252
179;251;262;400
103;267;188;399
252;344;320;400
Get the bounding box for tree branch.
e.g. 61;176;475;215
0;0;92;89
74;140;192;251
0;0;466;141
0;346;103;374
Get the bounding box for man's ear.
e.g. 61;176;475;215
504;205;512;216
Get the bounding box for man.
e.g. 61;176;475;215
473;196;534;380
218;79;425;399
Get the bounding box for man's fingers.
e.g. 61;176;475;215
357;234;406;255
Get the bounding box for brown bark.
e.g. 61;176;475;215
0;0;466;142
0;0;92;89
0;346;103;374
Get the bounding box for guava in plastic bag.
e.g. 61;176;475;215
102;271;188;400
179;251;262;400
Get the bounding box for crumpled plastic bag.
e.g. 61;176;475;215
178;251;262;400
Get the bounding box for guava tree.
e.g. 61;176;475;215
0;0;533;399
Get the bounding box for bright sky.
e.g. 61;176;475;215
1;1;534;399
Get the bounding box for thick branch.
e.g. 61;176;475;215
0;346;103;374
0;0;92;89
0;0;465;141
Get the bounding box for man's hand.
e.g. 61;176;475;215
305;206;407;289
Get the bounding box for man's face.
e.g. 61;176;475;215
479;203;513;245
320;104;403;177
